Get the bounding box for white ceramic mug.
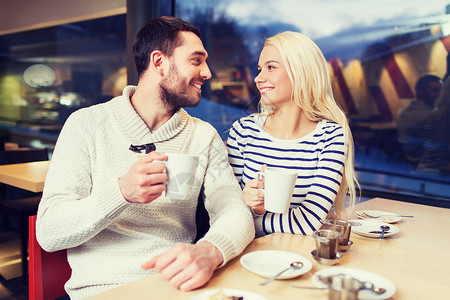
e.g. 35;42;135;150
258;167;297;214
159;153;200;200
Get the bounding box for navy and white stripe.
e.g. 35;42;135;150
227;114;346;237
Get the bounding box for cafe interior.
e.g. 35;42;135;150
0;0;449;299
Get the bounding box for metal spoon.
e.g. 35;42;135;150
372;286;387;294
260;261;304;286
360;281;387;295
362;212;414;218
290;284;387;295
379;225;390;239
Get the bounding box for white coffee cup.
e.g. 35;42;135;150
258;167;298;214
159;153;200;200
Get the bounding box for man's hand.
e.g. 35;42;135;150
118;151;168;204
141;241;223;291
242;165;266;215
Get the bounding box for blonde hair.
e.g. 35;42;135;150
264;31;359;219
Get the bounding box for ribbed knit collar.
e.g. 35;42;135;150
110;85;189;145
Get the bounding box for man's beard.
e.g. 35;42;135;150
159;65;202;112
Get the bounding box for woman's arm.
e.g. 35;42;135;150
255;126;346;236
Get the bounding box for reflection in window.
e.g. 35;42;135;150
179;0;450;202
0;0;449;203
0;14;127;130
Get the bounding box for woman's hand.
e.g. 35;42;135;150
243;165;267;215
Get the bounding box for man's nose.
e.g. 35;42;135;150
201;63;212;80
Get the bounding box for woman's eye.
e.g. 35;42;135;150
268;65;275;70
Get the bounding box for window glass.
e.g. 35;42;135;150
0;14;127;148
178;0;450;202
0;1;449;203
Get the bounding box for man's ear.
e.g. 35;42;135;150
149;50;165;76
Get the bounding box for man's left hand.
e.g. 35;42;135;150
141;241;223;291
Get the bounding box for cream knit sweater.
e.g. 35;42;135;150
36;86;254;299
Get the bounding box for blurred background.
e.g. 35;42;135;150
1;0;449;207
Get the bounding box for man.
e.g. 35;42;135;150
36;16;254;299
398;74;442;163
418;76;450;172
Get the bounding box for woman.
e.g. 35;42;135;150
227;31;359;237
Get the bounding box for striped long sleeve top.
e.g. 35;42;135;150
227;114;346;237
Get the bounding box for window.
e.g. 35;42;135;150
0;14;127;148
0;0;449;204
178;0;450;204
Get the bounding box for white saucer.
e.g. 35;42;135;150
356;210;402;223
191;288;267;300
350;219;399;238
240;250;312;279
312;267;396;299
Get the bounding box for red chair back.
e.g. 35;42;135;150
29;215;71;300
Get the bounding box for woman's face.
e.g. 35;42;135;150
254;45;293;108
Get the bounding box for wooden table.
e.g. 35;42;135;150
0;160;50;192
86;198;450;299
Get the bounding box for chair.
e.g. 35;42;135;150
29;215;71;300
194;189;210;242
0;148;49;283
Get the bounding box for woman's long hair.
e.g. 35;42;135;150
264;31;359;218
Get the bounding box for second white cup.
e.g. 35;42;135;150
160;153;199;200
258;167;298;214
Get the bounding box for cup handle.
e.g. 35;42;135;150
256;171;265;193
256;171;264;181
153;160;168;196
153;159;167;169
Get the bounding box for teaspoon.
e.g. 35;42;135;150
260;261;303;286
291;285;387;295
379;225;390;239
372;286;387;294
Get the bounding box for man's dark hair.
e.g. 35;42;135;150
133;16;202;78
415;74;441;96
